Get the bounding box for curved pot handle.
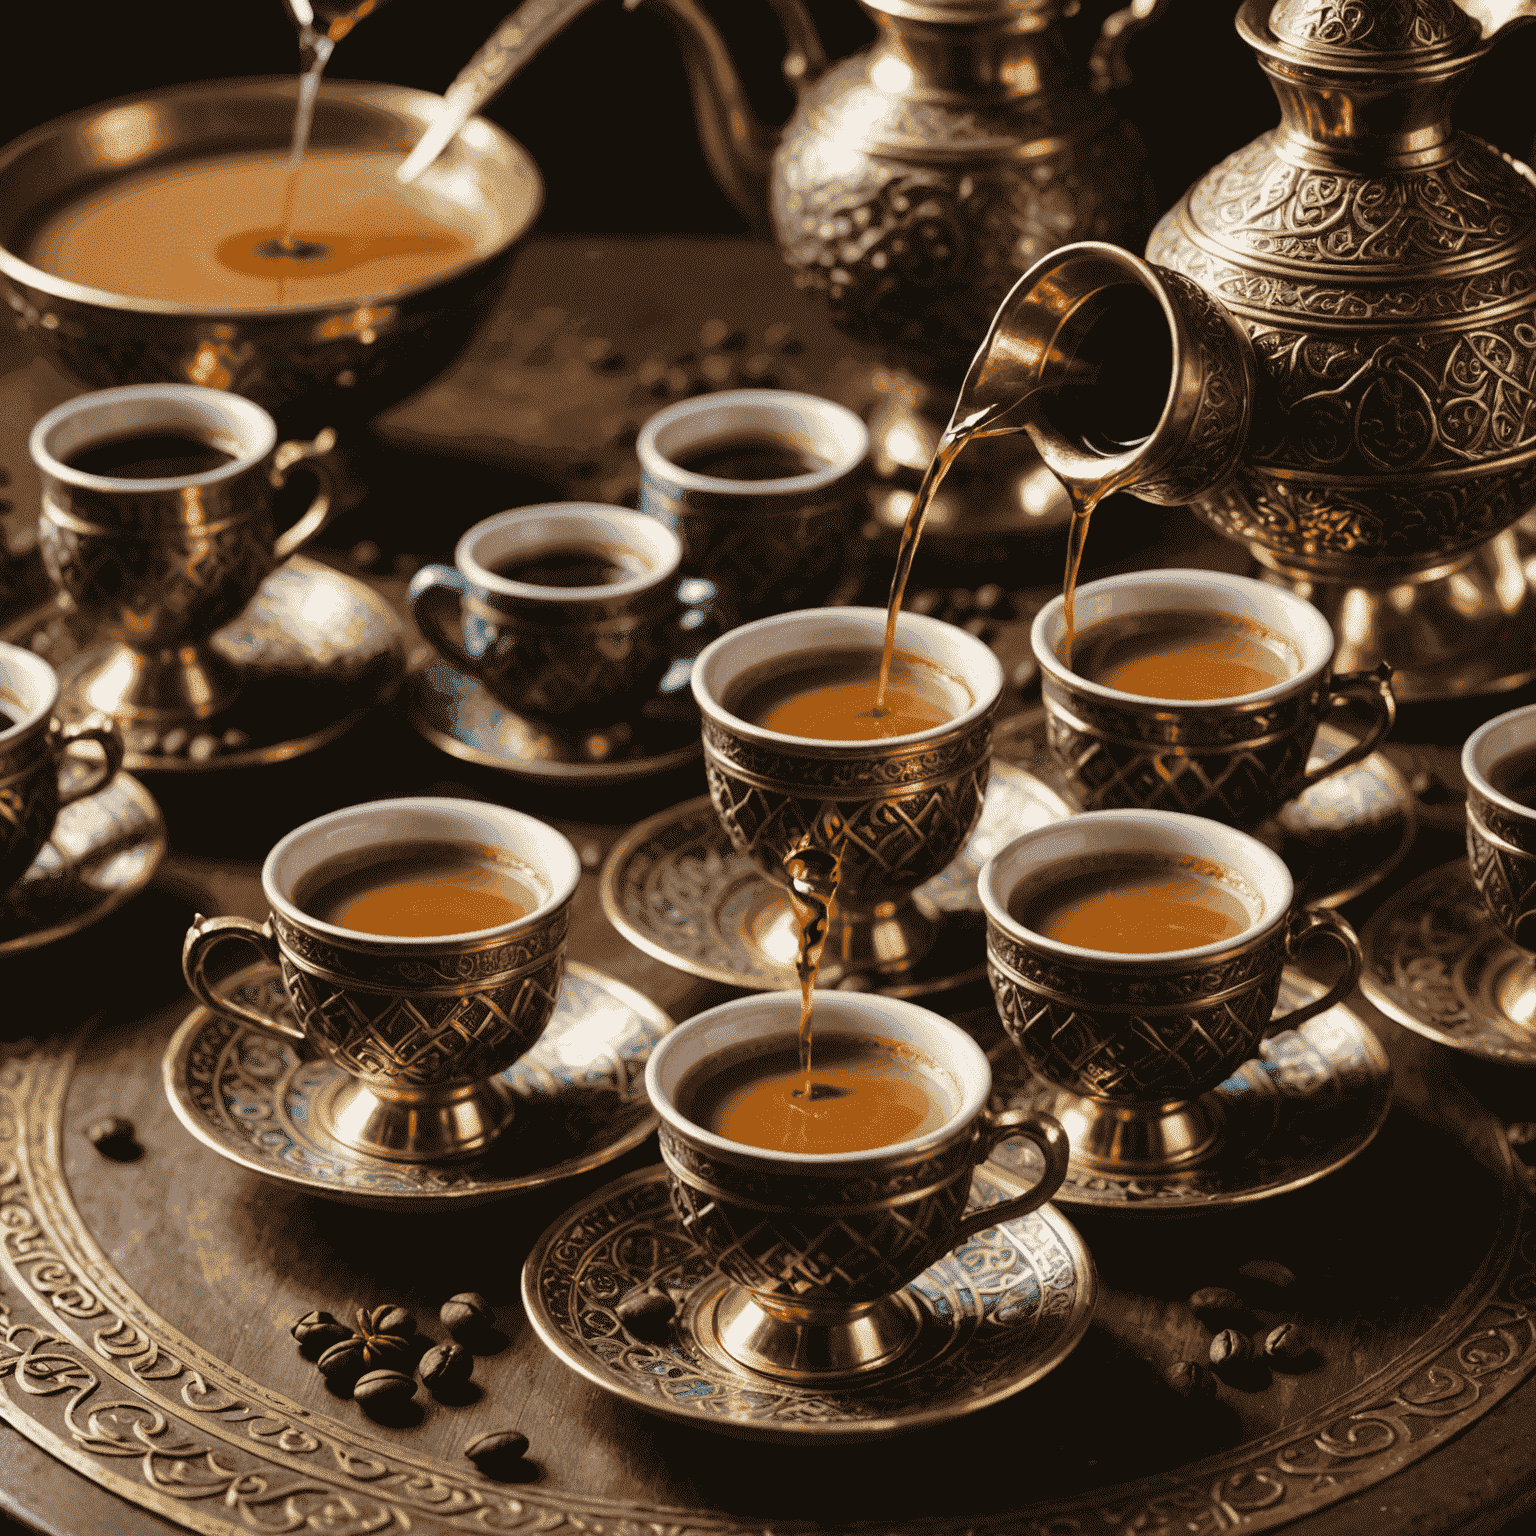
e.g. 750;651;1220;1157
1090;0;1174;91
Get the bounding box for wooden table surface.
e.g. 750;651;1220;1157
3;236;1536;1536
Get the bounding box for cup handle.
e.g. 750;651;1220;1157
52;714;124;808
1297;662;1396;793
948;1106;1070;1245
271;430;339;562
407;565;480;675
1265;906;1364;1034
181;913;306;1044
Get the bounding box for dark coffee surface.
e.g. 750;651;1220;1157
1489;745;1536;807
672;432;830;480
726;646;961;741
1069;609;1296;700
488;545;633;588
678;1033;950;1154
1010;853;1255;953
65;430;238;480
298;839;538;937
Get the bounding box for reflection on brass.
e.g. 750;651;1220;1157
523;1163;1095;1439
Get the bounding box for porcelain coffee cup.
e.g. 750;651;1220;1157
30;383;335;724
980;809;1363;1171
1464;705;1536;951
646;990;1068;1380
1031;569;1396;827
408;504;685;719
181;796;581;1162
691;606;1003;979
0;642;123;895
638;389;868;629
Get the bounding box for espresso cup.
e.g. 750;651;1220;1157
408;505;685;719
1031;569;1396;827
980;809;1363;1171
30;383;335;725
1464;705;1536;951
0;642;124;894
691;606;1004;979
180;797;581;1162
646;990;1068;1381
637;389;868;629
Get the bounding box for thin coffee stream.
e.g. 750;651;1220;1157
299;839;537;937
1010;853;1253;953
682;1034;950;1155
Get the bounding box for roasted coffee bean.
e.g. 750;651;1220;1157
86;1116;138;1159
1238;1259;1297;1291
353;1306;416;1369
354;1370;416;1412
420;1341;473;1392
466;1430;530;1479
1263;1323;1310;1363
440;1292;493;1341
359;1305;415;1338
1164;1359;1217;1400
291;1310;353;1357
317;1336;368;1388
1209;1329;1253;1368
1189;1287;1247;1328
615;1286;674;1338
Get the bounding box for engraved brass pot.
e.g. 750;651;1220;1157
0;78;541;433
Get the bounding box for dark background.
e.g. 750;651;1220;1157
5;0;1536;238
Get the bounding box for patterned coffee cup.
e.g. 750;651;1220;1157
981;810;1363;1171
691;606;1004;979
31;383;335;724
646;990;1068;1381
1031;569;1395;827
408;504;685;719
181;797;581;1161
1464;706;1536;951
0;642;123;895
637;389;868;630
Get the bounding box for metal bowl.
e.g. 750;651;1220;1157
0;78;542;429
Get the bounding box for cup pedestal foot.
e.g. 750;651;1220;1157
312;1074;517;1162
733;892;941;987
1029;1082;1224;1174
60;641;243;726
694;1284;924;1384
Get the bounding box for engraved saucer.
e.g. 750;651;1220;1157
407;657;702;785
987;972;1393;1214
521;1161;1095;1442
1360;860;1536;1065
162;962;674;1211
600;759;1074;998
3;555;406;771
0;768;165;954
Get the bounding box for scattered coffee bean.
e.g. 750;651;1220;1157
359;1305;415;1337
419;1340;473;1392
354;1306;415;1370
1209;1329;1253;1368
1164;1359;1217;1400
291;1310;353;1358
616;1286;674;1338
1263;1323;1310;1363
86;1116;138;1159
466;1429;530;1479
1238;1259;1297;1291
354;1369;416;1412
317;1336;368;1389
1189;1287;1247;1328
440;1292;493;1342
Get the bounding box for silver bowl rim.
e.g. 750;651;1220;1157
0;75;544;320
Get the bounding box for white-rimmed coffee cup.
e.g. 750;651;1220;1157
1465;705;1536;950
181;796;581;1161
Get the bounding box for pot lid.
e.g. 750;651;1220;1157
1266;0;1476;57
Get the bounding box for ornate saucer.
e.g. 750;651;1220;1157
4;555;406;771
987;972;1393;1215
0;768;165;954
992;714;1415;910
407;657;702;785
600;759;1074;998
522;1161;1095;1442
1360;860;1536;1065
162;962;674;1211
